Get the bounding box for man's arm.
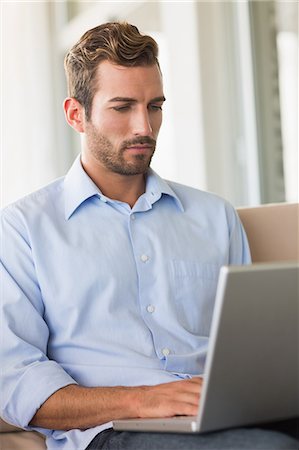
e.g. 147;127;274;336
1;208;79;429
30;378;202;430
226;202;251;265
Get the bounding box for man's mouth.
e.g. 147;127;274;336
122;137;156;153
126;144;152;151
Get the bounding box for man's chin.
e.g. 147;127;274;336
117;156;152;176
100;152;153;176
114;164;150;176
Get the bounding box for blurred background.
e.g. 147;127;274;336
1;0;298;208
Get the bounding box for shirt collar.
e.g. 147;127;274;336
64;155;184;220
144;168;184;212
64;155;101;220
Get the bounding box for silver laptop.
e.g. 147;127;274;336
113;262;299;433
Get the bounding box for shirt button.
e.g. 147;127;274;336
146;304;155;313
141;254;149;262
98;195;107;203
162;348;170;356
131;214;136;220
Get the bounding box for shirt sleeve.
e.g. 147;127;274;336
226;202;252;265
0;207;77;430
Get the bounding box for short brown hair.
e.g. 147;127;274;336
64;22;160;120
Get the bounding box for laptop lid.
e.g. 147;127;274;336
197;262;299;433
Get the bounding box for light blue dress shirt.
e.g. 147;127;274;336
1;156;251;450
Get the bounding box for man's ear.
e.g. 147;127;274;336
63;98;85;133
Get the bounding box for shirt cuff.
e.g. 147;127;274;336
3;360;78;429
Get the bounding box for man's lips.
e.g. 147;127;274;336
125;144;153;151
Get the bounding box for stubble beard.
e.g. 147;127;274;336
86;124;156;176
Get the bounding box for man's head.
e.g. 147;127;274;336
64;22;164;177
64;22;160;121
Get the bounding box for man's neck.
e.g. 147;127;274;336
81;156;146;209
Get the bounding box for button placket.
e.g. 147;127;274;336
129;212;161;352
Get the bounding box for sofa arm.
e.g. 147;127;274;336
0;417;22;433
0;418;46;450
0;430;46;450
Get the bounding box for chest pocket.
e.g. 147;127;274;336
169;260;221;336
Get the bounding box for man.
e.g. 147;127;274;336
1;22;297;450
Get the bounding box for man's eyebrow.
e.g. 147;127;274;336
108;96;166;103
108;97;137;103
150;96;166;103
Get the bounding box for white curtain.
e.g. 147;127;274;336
2;2;60;206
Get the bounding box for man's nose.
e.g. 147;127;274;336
132;109;153;136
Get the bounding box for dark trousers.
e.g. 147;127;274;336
86;418;299;450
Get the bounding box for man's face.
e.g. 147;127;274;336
83;60;165;176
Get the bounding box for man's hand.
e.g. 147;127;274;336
30;377;203;430
134;377;202;418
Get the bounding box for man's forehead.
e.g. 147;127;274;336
96;61;162;84
94;61;164;100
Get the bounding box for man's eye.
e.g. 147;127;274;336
149;104;163;111
113;105;131;112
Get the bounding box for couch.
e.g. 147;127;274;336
1;202;298;450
